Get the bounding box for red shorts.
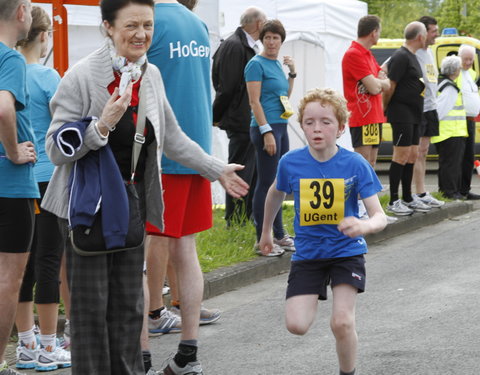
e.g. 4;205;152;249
145;174;212;238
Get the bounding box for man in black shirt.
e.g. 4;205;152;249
383;21;430;215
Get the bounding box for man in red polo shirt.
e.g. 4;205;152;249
342;15;390;168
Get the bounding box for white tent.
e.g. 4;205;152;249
33;1;367;203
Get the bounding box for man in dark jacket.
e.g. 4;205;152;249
212;6;266;225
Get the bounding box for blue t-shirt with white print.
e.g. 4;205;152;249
0;42;39;198
147;3;212;174
276;146;382;261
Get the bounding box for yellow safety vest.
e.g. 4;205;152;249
431;78;468;144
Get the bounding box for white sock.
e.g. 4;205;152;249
39;333;57;352
18;326;36;349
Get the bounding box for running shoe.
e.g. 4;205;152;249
254;243;284;257
416;192;445;208
273;235;295;251
35;346;71;372
16;344;37;369
170;305;221;325
62;320;71;349
0;365;26;375
146;368;159;375
148;309;182;336
402;196;431;212
161;358;203;375
386;199;414;216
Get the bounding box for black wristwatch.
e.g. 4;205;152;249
288;72;297;79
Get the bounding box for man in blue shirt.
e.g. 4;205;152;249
0;1;37;374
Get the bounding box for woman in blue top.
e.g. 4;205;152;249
245;19;296;256
14;7;71;371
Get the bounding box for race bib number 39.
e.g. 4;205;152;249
300;178;345;226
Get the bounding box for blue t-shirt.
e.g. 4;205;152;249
27;64;60;182
276;146;382;260
0;43;39;198
244;55;289;127
147;3;212;174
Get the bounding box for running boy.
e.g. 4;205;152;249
259;88;387;375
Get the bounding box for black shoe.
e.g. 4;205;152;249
465;192;480;200
444;192;465;200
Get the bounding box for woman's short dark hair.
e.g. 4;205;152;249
259;19;286;43
100;0;154;24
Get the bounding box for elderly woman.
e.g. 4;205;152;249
431;55;468;199
245;19;296;256
41;0;247;374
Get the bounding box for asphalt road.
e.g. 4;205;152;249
149;208;480;375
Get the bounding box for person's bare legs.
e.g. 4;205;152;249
167;257;179;305
285;294;318;336
354;145;379;169
413;136;430;194
0;252;29;363
15;302;34;334
168;234;201;341
146;235;169;311
331;284;358;374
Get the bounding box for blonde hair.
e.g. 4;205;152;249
297;88;350;126
16;6;51;48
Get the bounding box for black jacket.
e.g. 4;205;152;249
212;27;255;133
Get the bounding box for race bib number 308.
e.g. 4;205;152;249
299;178;345;226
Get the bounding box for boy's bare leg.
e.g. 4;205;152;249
285;294;318;336
331;284;358;373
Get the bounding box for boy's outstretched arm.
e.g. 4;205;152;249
259;179;286;255
337;194;387;238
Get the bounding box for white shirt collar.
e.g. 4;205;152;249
242;28;258;50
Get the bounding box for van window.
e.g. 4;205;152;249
371;48;396;66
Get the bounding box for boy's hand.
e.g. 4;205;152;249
337;216;370;238
258;233;274;256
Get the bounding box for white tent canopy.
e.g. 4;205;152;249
33;0;367;203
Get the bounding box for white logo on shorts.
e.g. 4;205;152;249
352;272;362;281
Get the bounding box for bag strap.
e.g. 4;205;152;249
130;78;147;184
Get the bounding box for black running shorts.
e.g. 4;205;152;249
286;254;366;301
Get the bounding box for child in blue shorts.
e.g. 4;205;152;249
259;88;387;375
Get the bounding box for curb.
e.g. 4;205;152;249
202;200;474;300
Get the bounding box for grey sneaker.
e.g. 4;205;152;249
416;192;445;208
273;235;295;251
403;196;431;212
161;358;203;375
146;368;159;375
254;243;285;257
170;305;221;325
386;199;414;216
149;308;182;336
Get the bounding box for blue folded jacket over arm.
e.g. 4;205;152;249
53;118;130;249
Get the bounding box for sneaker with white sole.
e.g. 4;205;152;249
416;192;445;208
16;344;37;369
254;243;284;257
0;362;27;375
35;346;71;372
161;358;203;375
273;235;295;251
170;305;221;325
386;199;414;216
402;196;431;212
149;308;182;336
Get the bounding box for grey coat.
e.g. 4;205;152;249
41;42;225;230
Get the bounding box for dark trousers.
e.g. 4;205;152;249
435;136;466;197
19;182;63;303
460;118;476;195
250;123;289;242
225;130;256;225
66;228;144;375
